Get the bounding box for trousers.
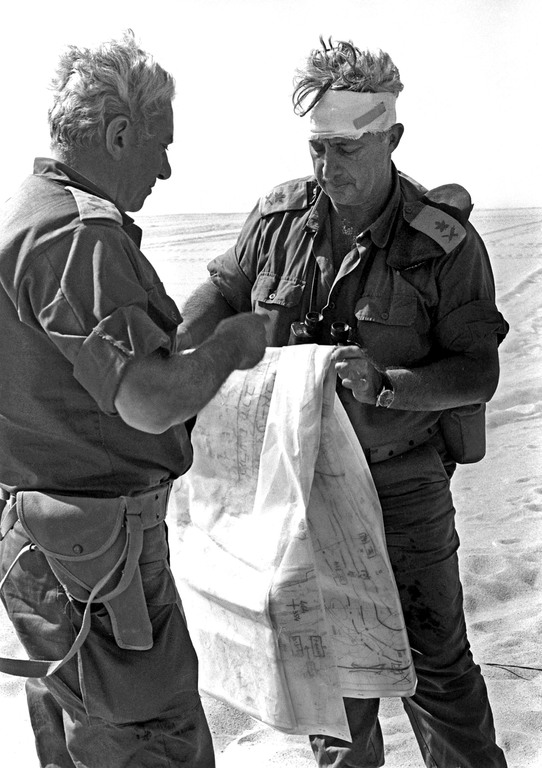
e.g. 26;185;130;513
0;511;215;768
309;440;508;768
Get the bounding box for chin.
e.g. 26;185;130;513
125;197;146;213
324;184;356;205
329;191;360;207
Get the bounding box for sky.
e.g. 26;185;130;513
1;0;539;214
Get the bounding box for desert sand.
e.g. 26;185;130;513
1;208;540;766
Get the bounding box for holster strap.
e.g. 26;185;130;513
0;483;171;678
0;499;17;540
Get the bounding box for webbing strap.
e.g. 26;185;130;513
0;502;17;540
0;511;145;678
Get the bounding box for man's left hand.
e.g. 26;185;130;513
333;346;383;404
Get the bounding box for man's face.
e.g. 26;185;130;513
117;103;174;212
309;131;395;208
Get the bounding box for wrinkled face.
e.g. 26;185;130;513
118;103;174;212
309;131;395;208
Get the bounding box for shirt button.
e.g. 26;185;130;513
328;302;336;309
73;544;83;555
381;312;389;320
268;292;276;300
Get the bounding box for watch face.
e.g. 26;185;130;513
377;388;395;408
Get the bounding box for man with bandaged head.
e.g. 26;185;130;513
0;31;267;767
181;38;509;767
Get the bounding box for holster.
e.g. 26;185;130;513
439;404;486;464
16;485;171;652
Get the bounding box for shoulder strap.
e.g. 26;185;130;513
258;177;317;217
387;182;472;270
422;183;473;225
404;202;467;255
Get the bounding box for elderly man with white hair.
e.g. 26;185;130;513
0;30;267;768
181;37;509;768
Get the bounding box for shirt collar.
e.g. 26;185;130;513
32;157;136;229
364;166;402;249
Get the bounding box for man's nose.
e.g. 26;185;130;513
158;153;172;181
321;146;342;180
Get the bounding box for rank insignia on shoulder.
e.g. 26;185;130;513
66;186;123;225
258;177;315;216
404;202;466;254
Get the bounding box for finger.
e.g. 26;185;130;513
342;376;364;387
332;345;366;362
335;360;368;377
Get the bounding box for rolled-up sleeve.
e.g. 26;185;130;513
433;299;509;352
432;225;509;353
73;305;172;413
208;247;254;313
17;222;179;415
208;204;261;312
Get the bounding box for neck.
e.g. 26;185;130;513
332;182;392;236
53;148;119;206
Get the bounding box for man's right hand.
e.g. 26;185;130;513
214;313;268;370
114;312;267;434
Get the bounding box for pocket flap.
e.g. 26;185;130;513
355;293;416;326
17;491;125;561
252;273;305;307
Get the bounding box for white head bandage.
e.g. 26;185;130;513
309;90;397;140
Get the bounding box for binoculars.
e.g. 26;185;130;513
289;312;354;346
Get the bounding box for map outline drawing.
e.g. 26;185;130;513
174;345;416;740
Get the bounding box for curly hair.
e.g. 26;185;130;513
292;37;403;116
49;30;175;159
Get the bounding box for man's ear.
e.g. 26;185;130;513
105;116;133;160
388;123;404;152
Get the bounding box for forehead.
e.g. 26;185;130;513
148;102;174;142
310;133;380;148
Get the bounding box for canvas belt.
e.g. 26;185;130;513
0;483;171;678
364;426;437;464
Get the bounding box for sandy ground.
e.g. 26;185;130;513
1;210;541;766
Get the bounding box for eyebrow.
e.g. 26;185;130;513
309;137;362;147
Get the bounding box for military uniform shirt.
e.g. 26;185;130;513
208;166;508;452
0;158;191;495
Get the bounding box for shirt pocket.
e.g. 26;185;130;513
354;292;417;327
252;272;306;308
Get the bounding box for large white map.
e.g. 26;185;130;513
174;345;416;741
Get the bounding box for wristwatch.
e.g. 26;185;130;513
376;371;395;408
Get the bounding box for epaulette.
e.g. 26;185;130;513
387;183;472;269
258;177;317;217
66;186;123;225
402;183;471;255
422;183;473;226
